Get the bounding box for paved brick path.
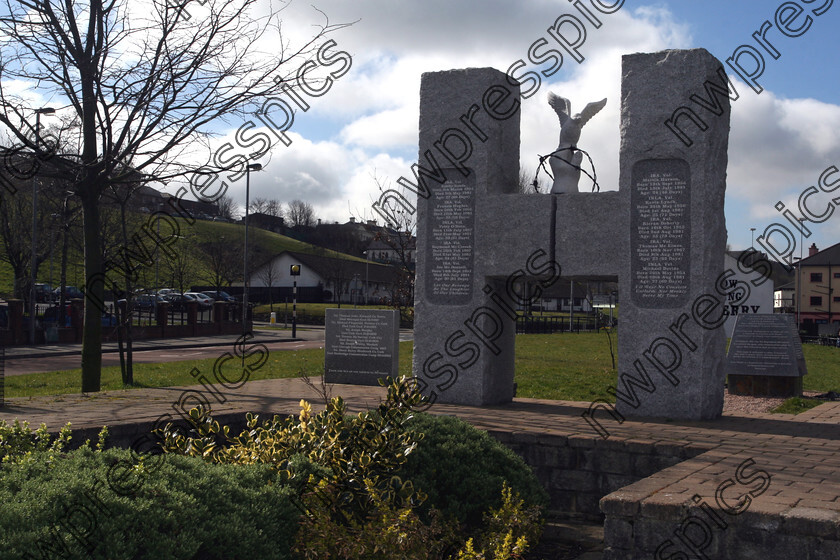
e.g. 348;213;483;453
1;377;838;553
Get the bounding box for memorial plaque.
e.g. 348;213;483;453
324;309;399;386
425;172;475;305
724;314;807;377
630;159;691;308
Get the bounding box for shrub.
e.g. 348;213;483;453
399;413;549;532
0;419;75;464
156;376;427;524
0;447;300;560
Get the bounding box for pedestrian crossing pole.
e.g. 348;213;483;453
290;264;300;338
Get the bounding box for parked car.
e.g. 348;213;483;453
34;283;54;303
41;305;118;327
53;286;84;300
132;294;166;310
202;290;235;303
157;288;176;296
163;292;196;311
184;292;213;310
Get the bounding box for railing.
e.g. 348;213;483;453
516;315;601;334
3;298;245;345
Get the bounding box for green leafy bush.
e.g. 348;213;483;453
0;419;75;464
400;413;549;531
156;376;426;523
0;447;300;560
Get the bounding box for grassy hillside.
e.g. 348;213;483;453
0;215;366;298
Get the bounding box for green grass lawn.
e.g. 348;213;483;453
6;333;839;412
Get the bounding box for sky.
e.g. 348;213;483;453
19;0;840;258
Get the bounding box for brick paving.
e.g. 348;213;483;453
1;376;838;548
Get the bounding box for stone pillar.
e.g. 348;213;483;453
156;302;169;337
186;300;198;330
616;49;729;420
413;68;521;406
7;300;23;345
69;299;84;344
213;301;225;333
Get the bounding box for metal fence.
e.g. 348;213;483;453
516;315;601;334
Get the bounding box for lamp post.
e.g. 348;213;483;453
290;264;300;338
30;107;55;345
750;227;756;249
363;250;369;306
796;217;805;332
242;162;262;333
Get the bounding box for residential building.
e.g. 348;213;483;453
795;242;840;335
248;250;397;304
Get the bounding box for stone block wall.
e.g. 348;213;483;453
487;430;708;520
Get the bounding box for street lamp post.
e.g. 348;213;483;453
30;107;55;345
363;250;369;306
242;162;262;333
750;227;756;249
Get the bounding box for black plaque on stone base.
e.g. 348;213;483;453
630;159;691;309
724;314;807;397
425;172;476;306
324;309;400;386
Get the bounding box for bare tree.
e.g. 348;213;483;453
216;194;238;221
166;238;198;297
201;235;241;296
264;198;284;219
366;175;416;324
0;155;61;303
0;0;349;392
248;197;269;215
287;199;316;228
255;255;280;312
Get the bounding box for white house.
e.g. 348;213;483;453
249;250;397;304
722;251;775;338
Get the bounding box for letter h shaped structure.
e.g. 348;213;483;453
413;50;730;420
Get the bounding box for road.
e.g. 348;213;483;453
3;339;326;376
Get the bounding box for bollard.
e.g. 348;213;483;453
270;312;276;325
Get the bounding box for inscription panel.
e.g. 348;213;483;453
324;309;399;385
724;314;807;377
426;173;475;305
630;159;691;308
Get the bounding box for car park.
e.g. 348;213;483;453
34;283;54;303
202;290;235;303
53;285;84;300
132;294;166;310
41;305;118;327
163;292;196;311
185;292;213;310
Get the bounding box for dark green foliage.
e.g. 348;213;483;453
156;376;427;525
0;447;300;560
399;413;549;532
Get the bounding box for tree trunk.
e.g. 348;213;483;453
80;192;103;393
120;202;133;385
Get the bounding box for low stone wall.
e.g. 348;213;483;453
600;474;840;559
487;430;709;520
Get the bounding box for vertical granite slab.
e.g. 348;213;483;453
414;68;522;406
617;49;729;420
